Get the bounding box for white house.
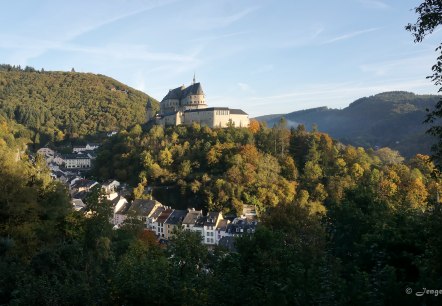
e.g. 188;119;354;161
72;199;86;211
113;201;131;227
203;212;223;245
152;208;173;237
215;219;229;244
102;180;120;194
147;206;165;232
224;218;258;237
37;147;54;157
70;179;98;194
182;209;203;231
62;154;91;169
73;143;100;153
129;199;163;229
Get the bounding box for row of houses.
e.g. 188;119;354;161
113;198;258;246
37;142;100;170
68;178;122;211
65;176;258;248
40;145;259;249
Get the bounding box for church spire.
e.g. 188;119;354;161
193;73;196;85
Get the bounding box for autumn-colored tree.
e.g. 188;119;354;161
248;119;260;134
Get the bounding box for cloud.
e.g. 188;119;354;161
322;27;381;44
312;27;324;39
0;36;199;64
274;26;325;49
0;0;178;65
238;82;254;93
210;6;259;28
359;51;435;76
359;0;389;10
248;78;434;105
189;31;250;43
210;77;437;117
250;64;274;75
188;6;259;31
64;0;179;40
62;43;199;63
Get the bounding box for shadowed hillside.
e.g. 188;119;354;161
256;91;440;157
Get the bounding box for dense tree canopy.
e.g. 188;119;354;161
257;91;440;158
0;65;159;146
407;1;442;167
1;118;442;304
1;60;441;303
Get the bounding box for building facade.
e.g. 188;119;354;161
62;154;91;169
152;79;249;128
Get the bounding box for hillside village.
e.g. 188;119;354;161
3;71;442;304
37;138;258;250
32;79;257;249
3;2;442;303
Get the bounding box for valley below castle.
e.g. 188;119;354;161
1;66;442;305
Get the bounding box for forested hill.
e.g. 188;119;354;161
256;91;440;157
0;65;159;145
3;118;442;304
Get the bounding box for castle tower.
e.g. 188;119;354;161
146;97;155;120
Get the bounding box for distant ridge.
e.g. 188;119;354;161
255;91;440;157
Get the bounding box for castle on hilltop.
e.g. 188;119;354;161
148;77;249;128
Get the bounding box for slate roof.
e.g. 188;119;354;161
229;109;248;115
111;195;126;206
149;206;165;220
72;179;98;189
63;153;90;160
216;219;228;231
52;170;66;178
115;201;131;215
87;152;97;159
129;199;162;217
205;212;220;226
102;179;119;187
184;107;248;115
165;210;188;225
226;218;258;235
156;208;173;224
184;107;228;113
194;215;207;228
72;190;89;200
218;236;237;252
162;83;204;101
72;199;85;207
182;210;202;225
72;199;86;212
160;111;179;117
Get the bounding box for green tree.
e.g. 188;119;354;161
167;228;209;305
113;240;170;305
407;1;442;167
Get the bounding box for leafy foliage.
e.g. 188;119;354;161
1;113;442;304
406;1;442;169
0;65;159;146
257;91;440;157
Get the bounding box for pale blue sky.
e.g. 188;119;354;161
1;0;440;116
